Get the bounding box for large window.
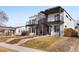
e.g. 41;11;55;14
54;14;60;21
32;19;36;24
32;26;35;33
54;25;60;32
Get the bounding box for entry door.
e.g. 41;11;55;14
54;25;60;35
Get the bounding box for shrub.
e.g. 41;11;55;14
21;31;29;36
64;28;78;37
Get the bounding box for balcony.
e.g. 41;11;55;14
47;16;64;25
48;20;64;24
26;20;38;26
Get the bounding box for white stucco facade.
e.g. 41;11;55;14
63;11;75;29
47;11;75;36
27;6;76;36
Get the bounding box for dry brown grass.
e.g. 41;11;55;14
6;36;34;44
45;37;79;52
46;39;77;52
75;38;79;44
20;36;78;52
7;39;22;44
0;36;14;42
0;46;16;52
20;36;63;50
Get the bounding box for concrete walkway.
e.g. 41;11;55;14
0;42;44;52
0;36;46;52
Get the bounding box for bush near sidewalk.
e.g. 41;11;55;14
64;28;78;37
21;31;29;36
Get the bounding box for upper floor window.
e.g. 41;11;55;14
29;20;31;24
70;19;71;21
66;15;72;21
66;15;68;18
54;14;60;21
32;19;36;24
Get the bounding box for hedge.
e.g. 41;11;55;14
64;28;78;37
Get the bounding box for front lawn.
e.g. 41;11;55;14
20;36;78;52
20;36;63;51
0;36;14;42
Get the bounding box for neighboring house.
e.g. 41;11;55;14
0;26;28;36
0;26;15;36
26;6;75;36
15;26;27;36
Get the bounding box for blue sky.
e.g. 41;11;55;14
0;6;78;27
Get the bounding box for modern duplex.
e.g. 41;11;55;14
26;6;75;36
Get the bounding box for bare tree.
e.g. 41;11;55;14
0;11;8;26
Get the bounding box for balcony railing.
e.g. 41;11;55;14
48;16;64;21
26;20;38;26
47;16;64;24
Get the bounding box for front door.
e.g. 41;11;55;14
54;25;60;36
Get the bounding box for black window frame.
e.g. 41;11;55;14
66;15;68;18
54;14;60;21
54;25;60;32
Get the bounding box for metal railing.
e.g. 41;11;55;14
47;16;64;22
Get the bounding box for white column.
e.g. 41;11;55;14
31;28;32;33
51;25;54;35
38;28;39;35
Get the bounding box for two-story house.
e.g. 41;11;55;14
26;6;75;36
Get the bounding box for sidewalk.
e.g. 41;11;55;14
0;42;44;52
